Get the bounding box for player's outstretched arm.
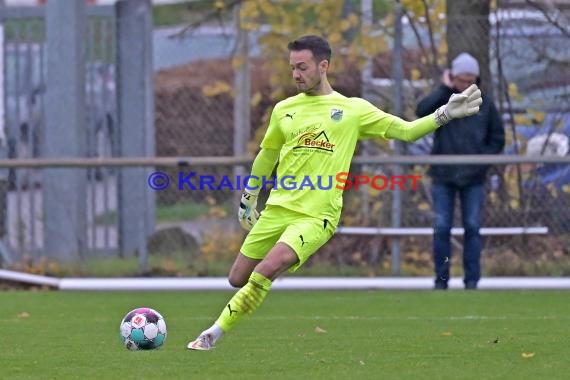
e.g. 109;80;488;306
238;148;279;231
384;84;483;142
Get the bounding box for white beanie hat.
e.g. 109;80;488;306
451;52;479;77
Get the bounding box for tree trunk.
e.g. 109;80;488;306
446;0;492;95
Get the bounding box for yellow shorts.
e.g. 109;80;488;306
240;205;336;272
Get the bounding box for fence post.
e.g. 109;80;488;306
390;4;405;275
115;0;155;269
43;0;87;261
233;3;250;212
0;21;7;250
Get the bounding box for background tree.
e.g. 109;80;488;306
446;0;492;94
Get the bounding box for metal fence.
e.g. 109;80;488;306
0;5;116;259
0;156;568;277
0;1;569;277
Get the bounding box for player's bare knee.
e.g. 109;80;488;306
255;257;296;280
228;276;248;288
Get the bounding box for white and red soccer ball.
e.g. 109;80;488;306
119;307;167;350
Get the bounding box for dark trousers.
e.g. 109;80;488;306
432;181;485;287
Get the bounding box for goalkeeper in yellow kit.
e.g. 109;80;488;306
187;35;482;350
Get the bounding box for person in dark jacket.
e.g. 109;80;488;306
416;52;505;290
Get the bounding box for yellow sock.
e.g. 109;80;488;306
215;272;272;332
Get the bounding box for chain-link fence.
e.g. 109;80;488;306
0;5;116;263
0;1;569;278
1;158;568;278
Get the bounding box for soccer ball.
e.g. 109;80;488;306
119;307;167;351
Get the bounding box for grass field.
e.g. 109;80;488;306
1;290;568;380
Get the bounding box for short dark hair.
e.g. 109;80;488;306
287;35;331;64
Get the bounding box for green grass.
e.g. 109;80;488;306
1;290;569;380
156;201;213;222
153;1;234;27
153;3;193;26
94;201;215;225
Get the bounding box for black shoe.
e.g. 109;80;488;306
434;281;448;290
465;281;478;290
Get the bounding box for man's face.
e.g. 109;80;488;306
289;49;326;94
452;73;477;92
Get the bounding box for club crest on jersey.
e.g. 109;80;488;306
330;109;343;121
